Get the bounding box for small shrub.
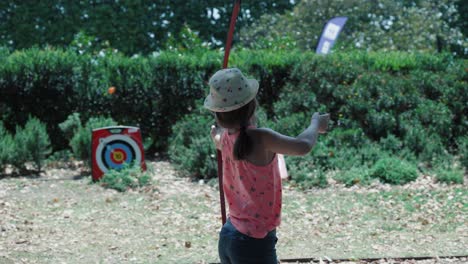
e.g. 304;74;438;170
434;166;464;184
328;143;389;171
334;166;372;187
306;128;379;171
0;46;10;59
13;117;51;172
326;127;370;148
307;140;335;170
365;109;397;139
45;150;74;168
402;121;448;164
0;122;15;171
379;134;403;154
58;113;82;138
99;163;151;192
457;137;468;169
69;116;116;163
413;100;453;141
286;156;328;188
298;168;328;189
370;157;418;185
418;135;450;165
168;105;217;179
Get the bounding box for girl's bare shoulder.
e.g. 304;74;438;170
247;127;310;156
248;127;280;135
246;127;272;134
246;127;280;142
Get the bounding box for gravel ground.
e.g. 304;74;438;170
0;160;466;263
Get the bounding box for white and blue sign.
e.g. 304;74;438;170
316;17;348;55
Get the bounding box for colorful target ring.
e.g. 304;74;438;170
110;148;127;164
104;141;134;169
95;134;142;173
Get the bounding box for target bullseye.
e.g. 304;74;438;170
104;142;134;170
111;149;126;163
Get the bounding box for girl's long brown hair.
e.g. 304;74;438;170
215;99;257;160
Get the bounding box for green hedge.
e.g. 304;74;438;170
0;48;304;151
0;48;216;151
168;51;467;185
276;52;467;157
1;48;467;162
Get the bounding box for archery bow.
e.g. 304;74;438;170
217;0;241;226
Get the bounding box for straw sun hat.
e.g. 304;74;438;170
204;68;259;112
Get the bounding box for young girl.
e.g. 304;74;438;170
204;68;329;264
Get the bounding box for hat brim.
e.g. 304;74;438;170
204;79;259;112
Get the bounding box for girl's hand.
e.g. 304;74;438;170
318;113;330;133
210;125;223;150
311;112;330;134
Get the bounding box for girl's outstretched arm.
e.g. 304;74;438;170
258;112;329;156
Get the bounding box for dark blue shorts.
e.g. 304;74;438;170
218;219;278;264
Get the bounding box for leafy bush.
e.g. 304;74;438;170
333;166;372;187
58;113;82;139
269;118;353;172
314;128;389;171
412;100;453;141
267;112;310;138
168;105;217;179
13;116;51;172
379;134;404;154
370;157;418;185
434;166;464;184
286;156;328;189
45;150;74;168
284;127;392;173
0;122;15;171
401;120;449;164
99;163;151;192
457;137;468;169
2;118;53;173
63;115;116;163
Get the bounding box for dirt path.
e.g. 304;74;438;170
0;161;467;263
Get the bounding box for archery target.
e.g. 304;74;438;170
92;126;146;181
95;134;142;173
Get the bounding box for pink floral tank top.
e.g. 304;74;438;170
220;129;282;239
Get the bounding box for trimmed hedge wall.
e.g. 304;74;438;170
0;48;218;151
274;52;467;149
0;48;306;151
1;48;467;158
167;51;467;183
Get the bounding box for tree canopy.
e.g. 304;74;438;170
0;0;294;55
0;1;466;56
240;0;467;56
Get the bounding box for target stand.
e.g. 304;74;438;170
92;126;146;181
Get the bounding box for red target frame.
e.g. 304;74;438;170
92;126;146;181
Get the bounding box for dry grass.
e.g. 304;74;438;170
0;161;466;263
